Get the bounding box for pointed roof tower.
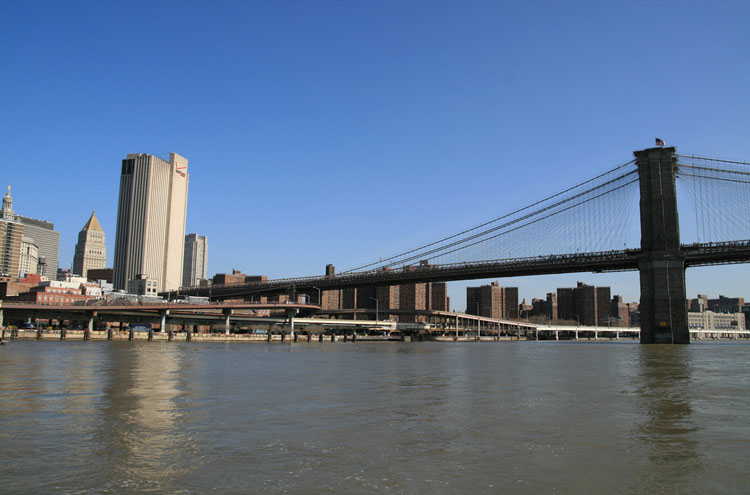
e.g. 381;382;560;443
82;210;103;232
2;185;13;220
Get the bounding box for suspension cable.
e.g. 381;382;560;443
342;159;636;273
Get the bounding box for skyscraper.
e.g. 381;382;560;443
113;153;189;292
5;185;60;279
0;186;23;277
73;210;107;279
182;233;207;287
19;235;38;276
14;215;60;280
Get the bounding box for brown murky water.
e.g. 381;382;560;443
1;340;749;494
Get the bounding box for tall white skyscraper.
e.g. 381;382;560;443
182;233;208;287
113;152;189;292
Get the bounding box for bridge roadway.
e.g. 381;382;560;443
164;240;750;301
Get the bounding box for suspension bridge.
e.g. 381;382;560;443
166;146;750;344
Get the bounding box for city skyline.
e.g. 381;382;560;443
3;1;749;309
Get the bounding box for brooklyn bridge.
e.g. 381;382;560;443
166;146;750;344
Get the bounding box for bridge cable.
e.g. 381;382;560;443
341;159;636;273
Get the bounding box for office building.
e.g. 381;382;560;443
0;219;23;277
688;311;745;331
4;186;59;279
19;236;38;276
73;210;107;279
15;215;60;280
127;273;159;297
87;268;113;283
113;152;189;292
1;186;24;277
182;233;208;287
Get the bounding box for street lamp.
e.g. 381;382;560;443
312;286;321;306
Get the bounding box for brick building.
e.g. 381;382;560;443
609;295;631;327
4;278;102;305
466;282;518;319
556;282;614;326
708;295;745;314
212;270;268;286
399;282;428;323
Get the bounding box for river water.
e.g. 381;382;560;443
1;340;749;494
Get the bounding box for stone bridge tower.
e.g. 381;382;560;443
634;146;689;344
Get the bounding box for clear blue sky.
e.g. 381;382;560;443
3;1;749;309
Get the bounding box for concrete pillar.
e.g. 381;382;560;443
159;310;169;333
223;309;233;335
635;146;689;344
88;313;95;333
286;308;297;340
0;301;3;329
148;329;154;341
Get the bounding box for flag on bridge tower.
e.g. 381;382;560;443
655;138;665;147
